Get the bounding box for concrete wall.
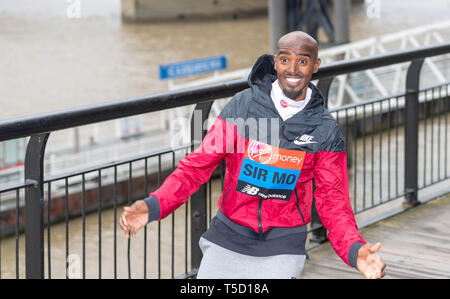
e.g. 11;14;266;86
122;0;268;22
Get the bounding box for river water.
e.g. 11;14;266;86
1;0;450;120
0;0;449;278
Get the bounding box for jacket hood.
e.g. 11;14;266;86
247;54;278;96
247;54;325;124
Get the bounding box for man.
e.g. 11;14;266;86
119;31;386;279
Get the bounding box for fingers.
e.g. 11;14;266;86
366;253;386;279
364;263;380;279
119;204;146;239
119;214;130;238
376;255;386;278
119;209;140;239
119;208;133;238
369;242;382;253
122;213;129;227
364;264;378;279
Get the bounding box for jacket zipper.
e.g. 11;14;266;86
257;198;264;240
294;189;305;223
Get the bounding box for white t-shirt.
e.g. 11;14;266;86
270;79;312;121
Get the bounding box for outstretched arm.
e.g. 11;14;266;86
313;125;387;278
119;115;235;238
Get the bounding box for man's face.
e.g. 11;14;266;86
273;44;321;101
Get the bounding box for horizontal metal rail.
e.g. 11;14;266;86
44;143;193;183
0;43;449;142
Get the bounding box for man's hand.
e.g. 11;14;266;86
119;200;148;239
356;242;386;279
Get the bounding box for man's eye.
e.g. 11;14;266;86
299;59;307;65
280;57;288;63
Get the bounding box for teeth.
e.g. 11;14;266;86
286;78;301;83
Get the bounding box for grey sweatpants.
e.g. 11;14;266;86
196;237;306;279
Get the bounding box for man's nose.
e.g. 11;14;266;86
287;61;299;73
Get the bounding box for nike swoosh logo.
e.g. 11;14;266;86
294;140;318;145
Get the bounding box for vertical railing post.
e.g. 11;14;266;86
403;59;424;208
190;102;213;271
269;0;287;54
24;133;50;279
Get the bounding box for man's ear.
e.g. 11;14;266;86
273;55;277;71
313;58;321;73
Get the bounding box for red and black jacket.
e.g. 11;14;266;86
145;54;365;268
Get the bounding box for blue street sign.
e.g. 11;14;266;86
159;55;227;80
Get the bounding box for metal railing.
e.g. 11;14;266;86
0;43;449;279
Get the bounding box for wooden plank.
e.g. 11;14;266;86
302;194;450;279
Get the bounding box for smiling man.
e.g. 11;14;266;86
120;31;386;279
274;31;320;102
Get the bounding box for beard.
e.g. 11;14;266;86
282;86;304;100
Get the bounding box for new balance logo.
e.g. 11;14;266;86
294;134;317;145
241;184;260;196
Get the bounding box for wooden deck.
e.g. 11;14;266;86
302;193;450;279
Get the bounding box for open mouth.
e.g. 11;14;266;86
284;77;303;87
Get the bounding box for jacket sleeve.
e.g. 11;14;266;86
145;115;235;221
313;125;366;268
